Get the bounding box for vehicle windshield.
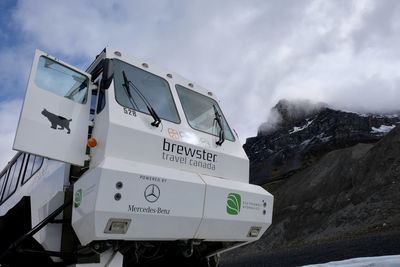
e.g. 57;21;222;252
113;59;180;124
176;85;235;142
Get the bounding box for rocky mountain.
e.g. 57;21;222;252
221;100;400;266
244;99;400;185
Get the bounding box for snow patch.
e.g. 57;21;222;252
356;112;370;118
300;133;331;147
320;135;332;142
383;114;399;119
289;120;314;134
302;255;400;267
371;125;396;134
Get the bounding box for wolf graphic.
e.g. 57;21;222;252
41;108;72;134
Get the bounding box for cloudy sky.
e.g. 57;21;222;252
1;0;400;167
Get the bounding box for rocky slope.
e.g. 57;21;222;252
244;99;400;185
222;100;400;265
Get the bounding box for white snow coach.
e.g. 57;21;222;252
0;48;273;266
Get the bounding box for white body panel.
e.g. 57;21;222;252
196;175;273;241
72;158;273;245
0;157;68;253
72;157;206;245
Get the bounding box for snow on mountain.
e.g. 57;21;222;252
289;119;314;134
371;125;396;134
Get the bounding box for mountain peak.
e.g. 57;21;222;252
273;99;326;119
246;99;400;185
259;99;327;135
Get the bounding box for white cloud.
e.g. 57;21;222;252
0;46;33;98
0;99;22;168
1;0;400;147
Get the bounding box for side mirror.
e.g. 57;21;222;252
100;59;113;90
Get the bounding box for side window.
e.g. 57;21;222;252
1;154;24;203
90;88;106;115
22;154;35;184
34;56;89;104
32;156;44;175
97;89;106;114
22;154;44;185
0;171;7;201
89;89;97;121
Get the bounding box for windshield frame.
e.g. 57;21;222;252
175;84;236;142
113;59;181;125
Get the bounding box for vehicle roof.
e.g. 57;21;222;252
87;47;220;102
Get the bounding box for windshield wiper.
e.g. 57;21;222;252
122;71;139;110
213;105;225;146
122;71;161;127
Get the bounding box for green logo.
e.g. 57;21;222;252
74;189;82;208
227;193;241;215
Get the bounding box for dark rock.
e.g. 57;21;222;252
224;124;400;262
269;126;400;249
223;99;400;265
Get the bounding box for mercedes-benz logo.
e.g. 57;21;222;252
144;184;160;203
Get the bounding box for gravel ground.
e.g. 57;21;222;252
220;231;400;267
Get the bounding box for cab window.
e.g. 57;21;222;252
175;85;235;141
35;56;89;104
113;59;180;124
